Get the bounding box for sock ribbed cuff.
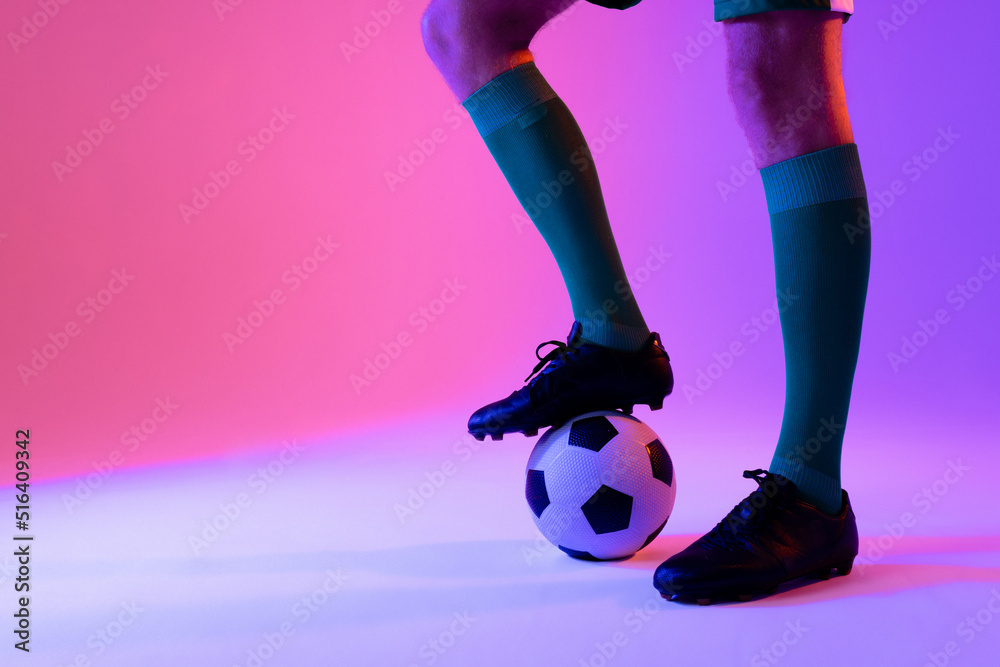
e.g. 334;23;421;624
769;455;843;514
461;62;556;137
760;143;867;215
578;319;650;352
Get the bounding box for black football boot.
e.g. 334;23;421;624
653;469;858;604
468;321;673;441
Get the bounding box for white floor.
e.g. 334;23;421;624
24;410;1000;666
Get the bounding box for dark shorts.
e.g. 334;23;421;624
714;0;853;21
582;0;854;22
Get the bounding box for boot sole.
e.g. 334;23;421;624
469;393;669;441
659;560;854;605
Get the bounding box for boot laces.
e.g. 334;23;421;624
702;469;786;551
523;340;582;384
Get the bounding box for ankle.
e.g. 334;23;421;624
768;456;843;515
577;319;650;352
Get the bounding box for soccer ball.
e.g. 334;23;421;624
525;410;675;560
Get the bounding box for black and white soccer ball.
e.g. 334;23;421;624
524;410;676;560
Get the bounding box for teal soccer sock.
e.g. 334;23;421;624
462;62;650;351
762;144;871;514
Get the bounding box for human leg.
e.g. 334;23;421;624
421;0;673;440
727;10;869;513
654;7;869;603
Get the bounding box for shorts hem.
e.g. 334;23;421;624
714;0;854;22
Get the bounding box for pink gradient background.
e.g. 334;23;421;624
2;0;997;482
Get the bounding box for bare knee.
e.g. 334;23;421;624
724;11;853;166
420;0;552;100
420;1;457;73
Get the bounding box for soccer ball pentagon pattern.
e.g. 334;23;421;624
524;410;676;560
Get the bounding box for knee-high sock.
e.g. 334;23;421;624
762;143;871;514
462;62;649;351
